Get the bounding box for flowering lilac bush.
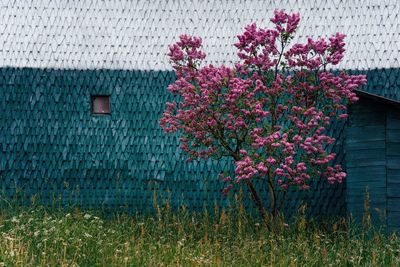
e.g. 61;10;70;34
160;10;366;221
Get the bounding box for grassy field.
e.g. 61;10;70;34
0;201;399;267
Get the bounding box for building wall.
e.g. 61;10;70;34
0;0;398;223
0;67;345;216
346;97;400;231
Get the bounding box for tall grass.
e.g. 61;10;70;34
0;196;399;266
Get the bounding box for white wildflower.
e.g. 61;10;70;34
84;232;92;238
178;238;186;248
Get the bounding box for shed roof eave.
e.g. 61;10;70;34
354;89;400;109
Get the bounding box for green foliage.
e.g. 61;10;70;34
0;202;399;267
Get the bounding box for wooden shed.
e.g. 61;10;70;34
347;90;400;231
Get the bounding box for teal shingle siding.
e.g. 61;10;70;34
350;69;400;101
0;67;345;216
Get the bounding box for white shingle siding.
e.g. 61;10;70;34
0;0;398;70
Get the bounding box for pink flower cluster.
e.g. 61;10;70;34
270;10;301;35
234;23;279;70
160;10;367;197
167;34;206;78
284;32;347;69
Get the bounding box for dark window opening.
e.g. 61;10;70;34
91;95;111;115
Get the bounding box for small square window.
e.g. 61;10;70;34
91;95;110;115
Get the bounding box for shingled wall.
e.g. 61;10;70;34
0;67;346;217
0;0;399;226
351;68;400;102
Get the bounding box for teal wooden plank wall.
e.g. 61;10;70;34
346;97;400;231
387;111;400;231
0;67;345;217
